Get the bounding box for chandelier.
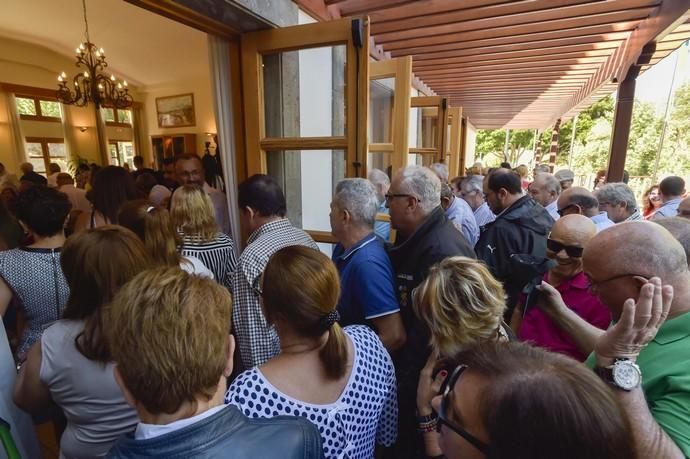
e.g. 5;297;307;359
57;0;132;109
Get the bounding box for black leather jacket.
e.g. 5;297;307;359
106;405;325;458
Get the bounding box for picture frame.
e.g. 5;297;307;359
155;93;195;128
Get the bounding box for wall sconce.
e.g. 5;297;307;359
79;126;88;132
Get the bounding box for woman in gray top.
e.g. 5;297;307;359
0;186;71;360
13;226;153;458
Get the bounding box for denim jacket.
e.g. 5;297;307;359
106;405;324;458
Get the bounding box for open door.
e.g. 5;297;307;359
240;17;369;245
368;56;412;178
409;96;448;167
446;106;463;178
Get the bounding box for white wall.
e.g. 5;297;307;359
465;119;477;166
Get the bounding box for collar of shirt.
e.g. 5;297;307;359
134;405;227;441
625;208;643;222
653;310;690;345
334;233;377;262
658;197;682;211
247;218;292;245
547;271;590;293
590;211;613;225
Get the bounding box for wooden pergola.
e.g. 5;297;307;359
298;0;690;129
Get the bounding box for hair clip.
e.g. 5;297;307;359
146;206;155;213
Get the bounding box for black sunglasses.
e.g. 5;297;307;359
556;203;578;217
546;238;584;258
437;365;489;454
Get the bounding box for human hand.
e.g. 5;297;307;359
417;352;446;416
535;281;568;316
595;277;673;365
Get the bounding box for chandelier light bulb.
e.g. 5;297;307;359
117;83;122;89
98;83;103;90
110;75;116;81
83;71;89;78
79;43;85;50
123;81;128;87
61;72;67;78
100;48;104;54
76;48;80;54
58;75;63;82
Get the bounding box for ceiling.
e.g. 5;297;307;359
0;0;208;88
300;0;690;129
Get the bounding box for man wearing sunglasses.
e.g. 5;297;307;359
533;222;690;457
556;186;614;232
512;215;610;361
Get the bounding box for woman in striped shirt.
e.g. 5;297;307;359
170;185;237;290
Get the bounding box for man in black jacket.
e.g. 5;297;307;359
476;168;554;318
386;165;475;458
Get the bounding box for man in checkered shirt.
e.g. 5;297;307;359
232;174;318;370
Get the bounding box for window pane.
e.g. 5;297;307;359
25;142;43;157
39;100;61;118
262;45;346;138
117;110;132;124
266;149;344;231
410;106;439;149
101;108;115;122
369;78;395;144
48;143;66;157
16;97;36;116
368;152;392;176
108;144;120;165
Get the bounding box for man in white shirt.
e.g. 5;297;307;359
174;154;231;236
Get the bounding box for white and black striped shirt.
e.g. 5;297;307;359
179;233;237;291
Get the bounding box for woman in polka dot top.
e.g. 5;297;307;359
226;246;398;459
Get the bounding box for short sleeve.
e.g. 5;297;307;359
352;253;400;320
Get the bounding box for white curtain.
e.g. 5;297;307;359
95;106;109;165
3;92;26;168
60;103;79;164
208;34;241;254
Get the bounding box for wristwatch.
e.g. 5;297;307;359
595;358;642;391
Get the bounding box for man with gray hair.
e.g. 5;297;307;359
429;162;449;183
368;168;391;240
595;182;643;223
330;178;406;353
460;175;495;227
386;165;475;457
528;173;562;221
440;182;479;246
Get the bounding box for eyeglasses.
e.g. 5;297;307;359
556;203;579;217
385;193;415;203
585;272;649;291
546;238;584;258
437;364;489;454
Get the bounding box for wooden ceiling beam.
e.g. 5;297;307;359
414;57;608;73
389;21;639;57
371;0;595;34
367;0;512;23
336;0;419;16
424;74;592;84
380;10;652;50
375;1;657;44
413;38;623;62
411;34;628;61
412;48;614;68
416;65;601;78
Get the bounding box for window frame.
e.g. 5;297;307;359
102;106;133;127
24;136;66;173
16;94;62;122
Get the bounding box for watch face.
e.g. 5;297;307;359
613;361;641;390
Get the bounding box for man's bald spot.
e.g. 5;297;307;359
584;221;687;278
551;214;596;244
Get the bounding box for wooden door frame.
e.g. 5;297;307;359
410;95;448;163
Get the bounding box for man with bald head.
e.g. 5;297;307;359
515;215;610;361
537;221;690;457
677;196;690;219
655;217;690;265
557;186;614;232
528;173;561;221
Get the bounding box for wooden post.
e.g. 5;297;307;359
533;130;542;164
547;119;561;172
607;42;656;182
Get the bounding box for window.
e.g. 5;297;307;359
24;137;67;174
108;141;135;167
16;95;61;121
101;107;132;126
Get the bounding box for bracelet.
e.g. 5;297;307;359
416;413;437;423
417;415;438;433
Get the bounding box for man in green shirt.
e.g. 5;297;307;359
534;221;690;458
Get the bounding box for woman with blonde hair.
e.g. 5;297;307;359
226;245;398;459
170;185;236;289
118;200;213;278
413;256;512;458
13;226;152;458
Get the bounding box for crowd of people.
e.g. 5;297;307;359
0;154;689;459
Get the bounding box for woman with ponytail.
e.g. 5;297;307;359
226;245;398;458
118;200;213;279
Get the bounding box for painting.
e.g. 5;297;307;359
155;93;195;128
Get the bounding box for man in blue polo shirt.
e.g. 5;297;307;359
330;178;406;353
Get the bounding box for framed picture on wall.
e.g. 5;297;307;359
155;93;196;128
